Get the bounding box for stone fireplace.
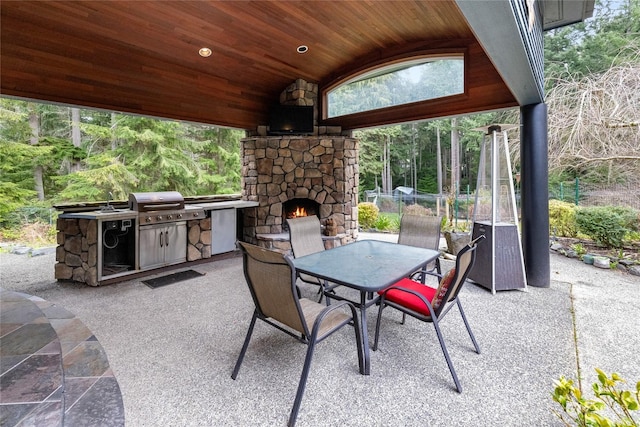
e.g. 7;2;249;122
241;135;359;250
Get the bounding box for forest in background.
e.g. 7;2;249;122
0;0;638;237
356;0;640;199
0;104;243;226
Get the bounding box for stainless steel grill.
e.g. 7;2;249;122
129;192;204;225
129;191;205;271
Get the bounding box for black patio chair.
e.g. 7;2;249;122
373;235;485;393
287;216;332;301
232;241;364;427
398;214;442;282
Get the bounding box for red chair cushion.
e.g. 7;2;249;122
378;268;457;316
378;278;438;316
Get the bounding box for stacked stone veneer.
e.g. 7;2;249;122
187;217;211;260
55;218;99;286
241;135;359;245
280;78;317;107
55;217;212;286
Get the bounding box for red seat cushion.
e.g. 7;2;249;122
378;268;457;316
378;278;438;316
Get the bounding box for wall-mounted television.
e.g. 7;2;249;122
268;105;314;135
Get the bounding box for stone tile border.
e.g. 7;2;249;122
0;289;125;427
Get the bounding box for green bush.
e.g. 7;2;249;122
549;200;578;238
609;206;640;233
373;213;400;232
552;368;639;427
575;206;631;249
374;214;393;231
358;202;379;230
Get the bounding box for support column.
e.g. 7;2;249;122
520;103;550;287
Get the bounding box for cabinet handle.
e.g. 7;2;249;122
165;231;169;247
159;231;164;247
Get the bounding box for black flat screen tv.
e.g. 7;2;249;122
268;105;314;135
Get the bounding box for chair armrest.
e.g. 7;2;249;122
311;300;358;341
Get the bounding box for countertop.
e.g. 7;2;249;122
194;200;258;210
58;200;258;220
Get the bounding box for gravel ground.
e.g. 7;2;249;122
1;241;638;426
0;246;58;295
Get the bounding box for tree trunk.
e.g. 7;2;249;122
70;107;82;172
381;139;387;193
450;118;460;196
28;106;45;201
110;112;118;150
387;136;392;193
382;134;392;194
436;125;442;216
411;123;417;197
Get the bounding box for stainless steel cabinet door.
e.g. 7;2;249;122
139;223;164;270
211;209;237;254
139;221;187;270
164;221;187;266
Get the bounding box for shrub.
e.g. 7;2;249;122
549;200;578;237
374;214;393;231
377;197;397;213
570;243;587;258
609;206;640;233
358;202;379;230
0;220;56;247
575;206;631;249
403;204;433;216
552;369;639;427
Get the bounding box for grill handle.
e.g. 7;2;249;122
140;202;182;211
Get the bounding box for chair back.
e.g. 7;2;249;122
432;235;484;316
287;216;325;257
398;214;441;251
237;242;307;334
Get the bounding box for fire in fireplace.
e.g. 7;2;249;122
289;206;309;219
283;199;320;229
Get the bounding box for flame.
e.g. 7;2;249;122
291;207;307;218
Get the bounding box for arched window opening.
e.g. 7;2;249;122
326;55;465;118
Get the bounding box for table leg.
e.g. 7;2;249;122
360;292;370;375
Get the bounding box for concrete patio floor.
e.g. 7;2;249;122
1;233;638;426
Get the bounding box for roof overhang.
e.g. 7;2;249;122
0;1;593;130
456;0;593;107
543;0;596;30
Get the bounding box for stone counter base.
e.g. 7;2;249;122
55;217;212;286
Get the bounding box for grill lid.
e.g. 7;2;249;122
129;191;185;212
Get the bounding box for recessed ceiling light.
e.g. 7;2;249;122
199;47;212;57
296;45;308;54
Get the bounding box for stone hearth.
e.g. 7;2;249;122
241;135;358;248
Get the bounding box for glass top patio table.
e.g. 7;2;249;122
291;239;440;375
292;239;440;292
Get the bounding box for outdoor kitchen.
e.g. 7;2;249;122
54;192;257;286
55;127;360;286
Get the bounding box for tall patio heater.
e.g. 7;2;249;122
468;125;527;293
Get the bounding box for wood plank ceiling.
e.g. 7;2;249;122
1;1;517;130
